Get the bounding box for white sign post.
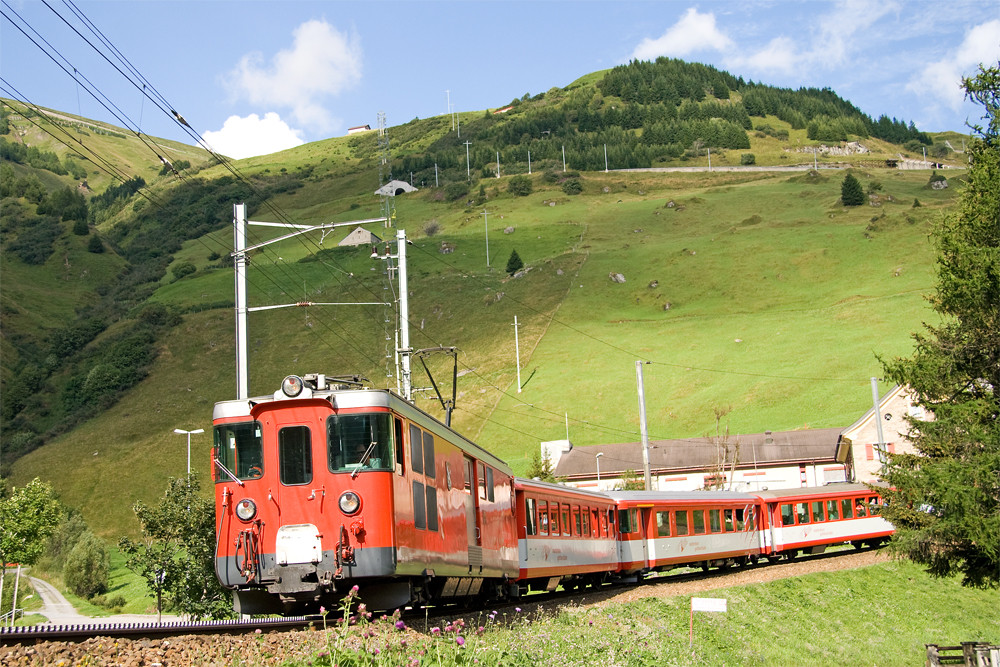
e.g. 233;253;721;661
690;597;728;648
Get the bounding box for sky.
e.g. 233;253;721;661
2;0;998;159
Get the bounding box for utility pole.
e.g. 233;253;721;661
513;315;522;392
636;360;652;490
445;90;452;129
707;146;711;171
604;144;608;172
464;141;471;181
528;150;531;175
481;209;491;267
871;377;887;477
562;145;566;172
496;151;500;178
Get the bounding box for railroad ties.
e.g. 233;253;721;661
925;642;1000;667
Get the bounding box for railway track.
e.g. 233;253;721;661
0;544;880;650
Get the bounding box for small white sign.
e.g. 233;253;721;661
691;597;728;613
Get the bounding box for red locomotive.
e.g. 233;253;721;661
213;373;517;615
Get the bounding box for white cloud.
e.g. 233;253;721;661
201;113;305;159
631;8;734;61
225;19;362;132
907;19;1000;110
730;37;801;76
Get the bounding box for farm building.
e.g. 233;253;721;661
548;386;929;492
338;227;382;247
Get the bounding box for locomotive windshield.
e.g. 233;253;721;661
327;412;393;473
214;422;264;481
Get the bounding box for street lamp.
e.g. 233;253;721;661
596;452;604;488
174;428;204;478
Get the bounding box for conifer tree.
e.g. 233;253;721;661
840;172;865;206
506;249;524;275
879;63;1000;589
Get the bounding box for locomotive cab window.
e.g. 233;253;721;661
327;413;393;473
214;421;263;481
279;426;312;485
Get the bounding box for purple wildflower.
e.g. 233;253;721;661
515;607;522;613
395;620;407;631
456;636;465;647
431;627;441;636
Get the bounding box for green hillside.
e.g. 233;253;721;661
1;60;970;537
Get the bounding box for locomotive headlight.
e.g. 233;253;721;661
235;498;257;521
281;375;304;397
339;491;361;515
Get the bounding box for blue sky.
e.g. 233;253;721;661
2;0;998;159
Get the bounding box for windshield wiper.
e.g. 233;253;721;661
214;458;245;486
351;440;379;479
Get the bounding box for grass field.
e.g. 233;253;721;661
9;165;963;538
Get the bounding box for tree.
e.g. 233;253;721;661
0;478;61;566
119;475;232;619
525;450;556;482
879;63;1000;589
506;249;524;276
64;531;110;598
840;172;864;206
87;234;104;253
615;469;645;490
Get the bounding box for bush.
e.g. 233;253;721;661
171;261;196;280
507;174;533;197
87;234;104;253
561;178;583;195
443;182;469;202
64;531;110;599
72;218;89;236
740;153;756;165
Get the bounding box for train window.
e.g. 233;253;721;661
811;501;825;522
826;500;840;520
724;509;736;531
740;507;754;531
423;432;435;478
795;503;810;524
425;485;438;532
413;481;426;530
486;468;495;502
327;413;393;473
526;498;538;536
692;510;706;534
478;462;487;500
410;425;423;474
841;498;854;519
656;511;671;537
674;510;689;536
780;504;794;526
709;509;721;533
573;507;582;536
868;497;882;515
551;506;559;535
855;498;867;517
445;462;452;490
394;418;404;476
464;458;474;494
617;509;631;534
539;501;549;535
583;508;590;536
562;506;571;536
278;426;312;486
605;509;613;537
214;422;263;482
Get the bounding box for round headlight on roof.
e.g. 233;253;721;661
281;375;304;397
339;491;361;515
235;498;257;521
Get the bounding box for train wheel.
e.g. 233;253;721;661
700;561;710;572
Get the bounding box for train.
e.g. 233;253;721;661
212;373;892;615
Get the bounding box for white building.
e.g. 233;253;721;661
338;227;382;247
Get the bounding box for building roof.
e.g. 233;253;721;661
553;428;843;479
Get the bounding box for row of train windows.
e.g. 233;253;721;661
215;418;505;507
618;507;754;537
778;496;882;526
524;498;614;538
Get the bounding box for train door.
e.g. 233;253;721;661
768;502;784;553
463;456;483;570
639;508;651;567
268;412;326;566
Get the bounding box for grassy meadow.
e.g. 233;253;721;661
9;163;962;537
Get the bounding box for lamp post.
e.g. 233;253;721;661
596;452;604;488
174;428;204;478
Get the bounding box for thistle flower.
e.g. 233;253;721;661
456;636;465;647
395;620;407;631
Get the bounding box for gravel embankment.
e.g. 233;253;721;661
0;550;889;666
